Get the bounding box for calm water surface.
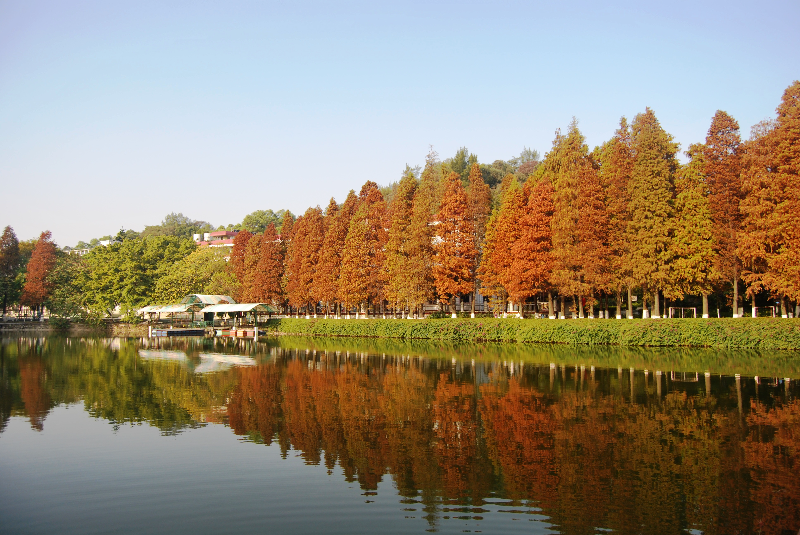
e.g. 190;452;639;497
1;335;798;534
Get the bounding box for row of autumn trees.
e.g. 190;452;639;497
1;81;798;319
227;162;490;316
227;81;800;318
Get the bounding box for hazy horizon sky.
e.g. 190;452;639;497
2;0;798;247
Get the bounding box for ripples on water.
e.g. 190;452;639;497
0;335;798;534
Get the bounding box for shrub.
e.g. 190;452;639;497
263;317;800;350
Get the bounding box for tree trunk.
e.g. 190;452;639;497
560;296;566;319
752;293;756;318
781;296;788;318
548;291;554;319
702;293;709;318
576;295;584;319
616;289;622;319
653;291;660;319
733;274;739;318
627;287;633;319
472;280;478;317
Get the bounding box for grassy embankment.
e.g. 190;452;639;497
262;317;800;350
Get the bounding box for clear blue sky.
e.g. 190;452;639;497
2;0;798;247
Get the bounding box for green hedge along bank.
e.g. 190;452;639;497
260;317;800;350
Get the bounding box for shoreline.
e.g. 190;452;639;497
261;317;800;350
5;317;799;350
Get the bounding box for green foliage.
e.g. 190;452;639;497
240;209;286;234
264;317;800;350
46;253;89;319
152;247;228;304
140;213;213;240
81;236;196;314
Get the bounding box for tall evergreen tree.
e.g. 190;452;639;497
433;172;476;312
628;108;678;318
704;110;743;316
384;172;418;313
406;151;441;315
672;144;717;316
598;118;635;318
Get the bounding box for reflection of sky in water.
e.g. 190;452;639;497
194;353;256;374
137;350;256;374
138;350;187;362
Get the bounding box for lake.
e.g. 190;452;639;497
1;334;798;534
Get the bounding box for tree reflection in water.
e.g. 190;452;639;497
1;335;798;533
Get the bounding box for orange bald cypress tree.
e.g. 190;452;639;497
766;81;800;308
740;81;800;313
598;118;634;317
509;177;555;316
311;198;341;315
484;177;525;314
547;122;605;317
284;213;307;312
254;223;284;305
433;172;476;311
228;230;252;302
338;182;387;316
298;206;325;313
20;231;58;312
575;157;611;316
240;234;262;302
317;191;357;316
278;211;295;313
704;110;743;316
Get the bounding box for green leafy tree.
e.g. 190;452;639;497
240;209;286;234
46;254;89;319
152;247;229;304
141;213;213;240
0;226;21;314
82;236;196;314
